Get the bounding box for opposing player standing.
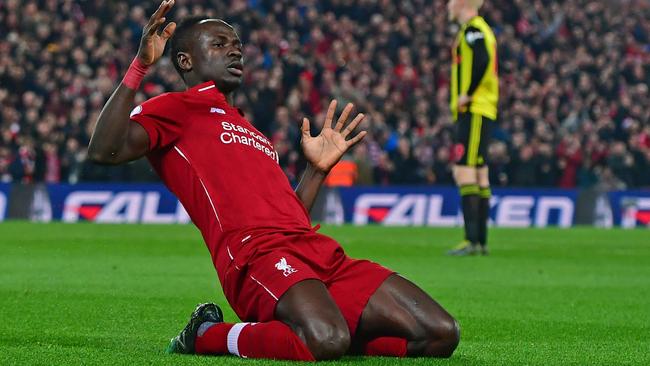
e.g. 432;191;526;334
446;0;499;256
89;0;459;361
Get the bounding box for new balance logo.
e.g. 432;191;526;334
275;257;297;277
210;107;226;114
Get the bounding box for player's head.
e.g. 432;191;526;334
447;0;484;21
169;16;243;93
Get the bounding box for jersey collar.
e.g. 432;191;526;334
186;81;244;116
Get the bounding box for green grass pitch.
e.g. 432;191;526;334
1;223;649;365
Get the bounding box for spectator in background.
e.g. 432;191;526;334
373;151;394;185
324;156;358;187
511;145;537;187
352;144;375;185
391;137;420;184
0;147;12;182
34;141;60;183
556;134;583;188
432;147;455;186
535;143;558;187
9;138;36;183
577;157;599;188
60;138;85;184
487;141;510;186
607;142;635;188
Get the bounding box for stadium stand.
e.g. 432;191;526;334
0;0;648;187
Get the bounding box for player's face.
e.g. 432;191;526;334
191;20;244;93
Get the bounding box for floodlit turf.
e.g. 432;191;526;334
1;223;649;365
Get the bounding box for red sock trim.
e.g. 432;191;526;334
122;57;149;90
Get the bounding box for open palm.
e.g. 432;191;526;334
137;0;176;66
301;100;367;173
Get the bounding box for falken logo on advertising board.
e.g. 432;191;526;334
339;187;576;228
48;184;189;224
62;191;189;223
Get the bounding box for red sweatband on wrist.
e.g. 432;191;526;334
122;57;149;90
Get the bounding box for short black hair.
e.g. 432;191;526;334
169;16;210;79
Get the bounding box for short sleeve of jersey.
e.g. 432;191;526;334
130;93;184;151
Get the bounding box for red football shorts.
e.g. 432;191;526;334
216;230;394;336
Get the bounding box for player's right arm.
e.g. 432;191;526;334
88;0;176;165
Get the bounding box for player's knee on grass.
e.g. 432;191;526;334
295;319;351;360
275;280;351;360
429;317;460;358
410;313;460;358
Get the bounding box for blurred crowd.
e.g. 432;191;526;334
1;0;649;189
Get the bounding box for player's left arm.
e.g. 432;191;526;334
459;26;490;108
295;100;366;212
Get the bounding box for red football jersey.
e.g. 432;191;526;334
130;81;311;259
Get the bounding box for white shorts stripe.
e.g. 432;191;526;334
227;322;250;357
173;146;223;231
249;275;278;300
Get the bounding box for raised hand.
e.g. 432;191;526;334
300;100;367;173
137;0;176;66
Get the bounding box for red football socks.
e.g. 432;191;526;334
195;321;315;361
195;322;406;359
362;337;408;357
